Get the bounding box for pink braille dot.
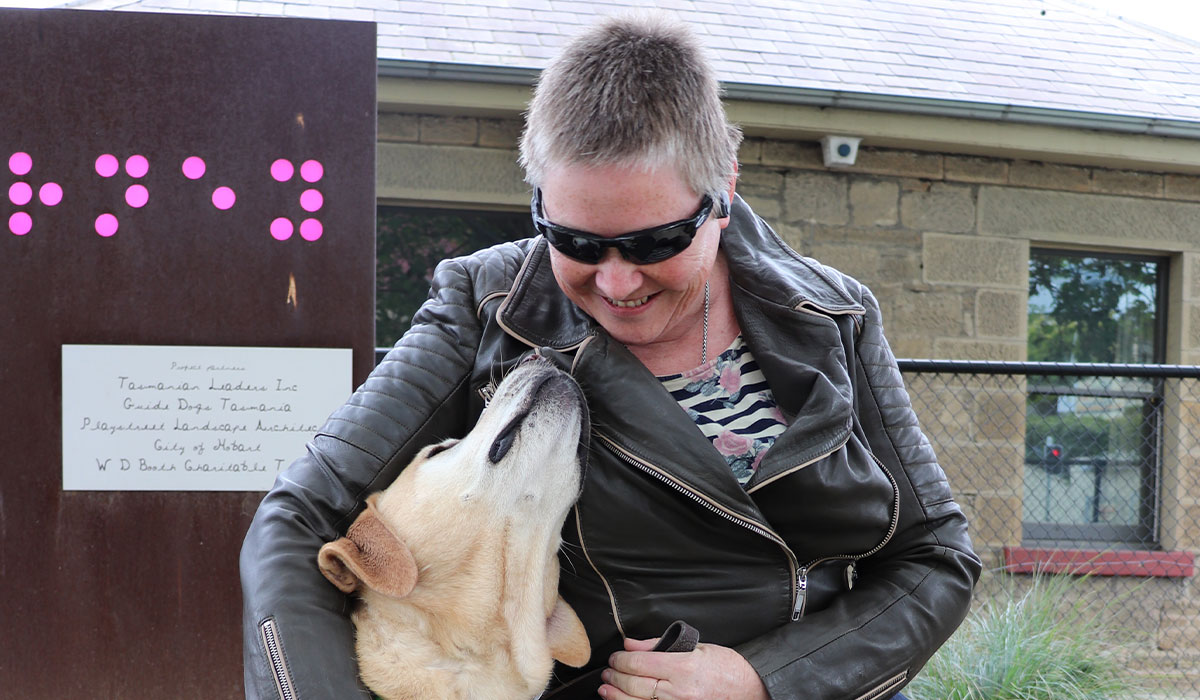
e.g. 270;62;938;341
125;155;149;178
95;213;118;237
300;160;323;183
270;217;294;241
212;186;236;210
9;181;32;206
270;159;294;182
95;154;119;178
181;156;206;180
9;152;32;176
299;218;323;241
40;182;63;206
9;212;32;236
125;184;149;208
299;189;323;212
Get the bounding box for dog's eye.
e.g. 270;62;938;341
423;439;459;459
487;415;522;464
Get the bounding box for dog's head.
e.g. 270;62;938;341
317;356;591;697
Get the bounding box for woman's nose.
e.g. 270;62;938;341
592;249;643;300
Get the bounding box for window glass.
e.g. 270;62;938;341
376;205;534;347
1024;250;1165;546
1028;253;1159;364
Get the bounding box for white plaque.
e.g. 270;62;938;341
62;345;352;491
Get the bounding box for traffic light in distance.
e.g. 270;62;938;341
1044;443;1065;475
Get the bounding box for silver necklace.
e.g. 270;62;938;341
701;280;710;365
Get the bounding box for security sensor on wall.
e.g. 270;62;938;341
821;135;862;168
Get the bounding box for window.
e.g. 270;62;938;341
1024;249;1167;546
376;205;534;347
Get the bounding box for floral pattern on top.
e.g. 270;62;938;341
659;335;789;486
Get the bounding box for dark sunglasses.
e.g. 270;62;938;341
531;188;726;265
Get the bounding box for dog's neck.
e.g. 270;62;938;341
354;524;562;700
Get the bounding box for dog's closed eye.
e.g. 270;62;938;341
488;412;526;464
421;438;459;459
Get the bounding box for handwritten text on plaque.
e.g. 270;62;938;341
62;345;351;491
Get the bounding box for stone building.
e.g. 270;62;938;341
57;0;1200;691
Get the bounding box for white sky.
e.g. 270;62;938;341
1078;0;1200;42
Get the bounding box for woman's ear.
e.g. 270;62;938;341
718;163;738;229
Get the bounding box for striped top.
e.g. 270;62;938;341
658;335;788;486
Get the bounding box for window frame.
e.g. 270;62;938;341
1022;247;1170;548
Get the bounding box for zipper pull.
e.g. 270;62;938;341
792;567;808;621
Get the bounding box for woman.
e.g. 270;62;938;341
241;13;980;700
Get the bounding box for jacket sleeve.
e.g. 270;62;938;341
240;258;485;699
736;283;983;700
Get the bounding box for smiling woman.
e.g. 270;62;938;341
242;13;980;700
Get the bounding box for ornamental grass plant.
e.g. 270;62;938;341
907;570;1142;700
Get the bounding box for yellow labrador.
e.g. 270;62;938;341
318;357;591;700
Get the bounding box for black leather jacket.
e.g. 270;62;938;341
240;195;981;700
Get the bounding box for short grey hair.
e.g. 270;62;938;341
519;12;742;200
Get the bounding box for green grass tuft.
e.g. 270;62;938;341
907;570;1141;700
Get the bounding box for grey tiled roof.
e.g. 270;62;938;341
56;0;1200;123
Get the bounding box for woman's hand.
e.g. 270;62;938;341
598;636;769;700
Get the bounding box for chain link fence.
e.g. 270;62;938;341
900;360;1200;698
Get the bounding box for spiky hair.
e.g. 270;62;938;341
519;12;742;199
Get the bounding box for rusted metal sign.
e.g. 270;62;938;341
0;8;376;696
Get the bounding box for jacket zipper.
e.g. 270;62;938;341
259;617;296;700
596;432;807;621
794;451;901;620
598;433;902;623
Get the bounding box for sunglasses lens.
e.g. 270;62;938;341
565;235;604;264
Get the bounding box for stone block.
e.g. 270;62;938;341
738;138;764;166
888;334;934;359
935;442;1024;494
976;289;1026;339
975;392;1027;442
1184;252;1200;303
932;338;1026;361
783;171;848;225
740;192;782;221
979;186;1200;245
478;118;522;149
1009;160;1090;192
1091;168;1163;197
419;115;478;145
377;113;420;142
809;242;880;282
849;179;898;227
772;221;807;254
1166;173;1200;202
923;233;1028;288
853;147;943;179
876;251;922;286
909;382;975;438
971;494;1023;547
377;142;528;205
1156;601;1200;651
889;290;968;336
1190;305;1200;350
737;168;785;218
761;139;823;169
901;182;976;233
945;155;1009;184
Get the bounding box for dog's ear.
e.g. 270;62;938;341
317;499;418;598
546;596;590;667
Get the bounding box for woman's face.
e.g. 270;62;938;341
540;162;730;356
